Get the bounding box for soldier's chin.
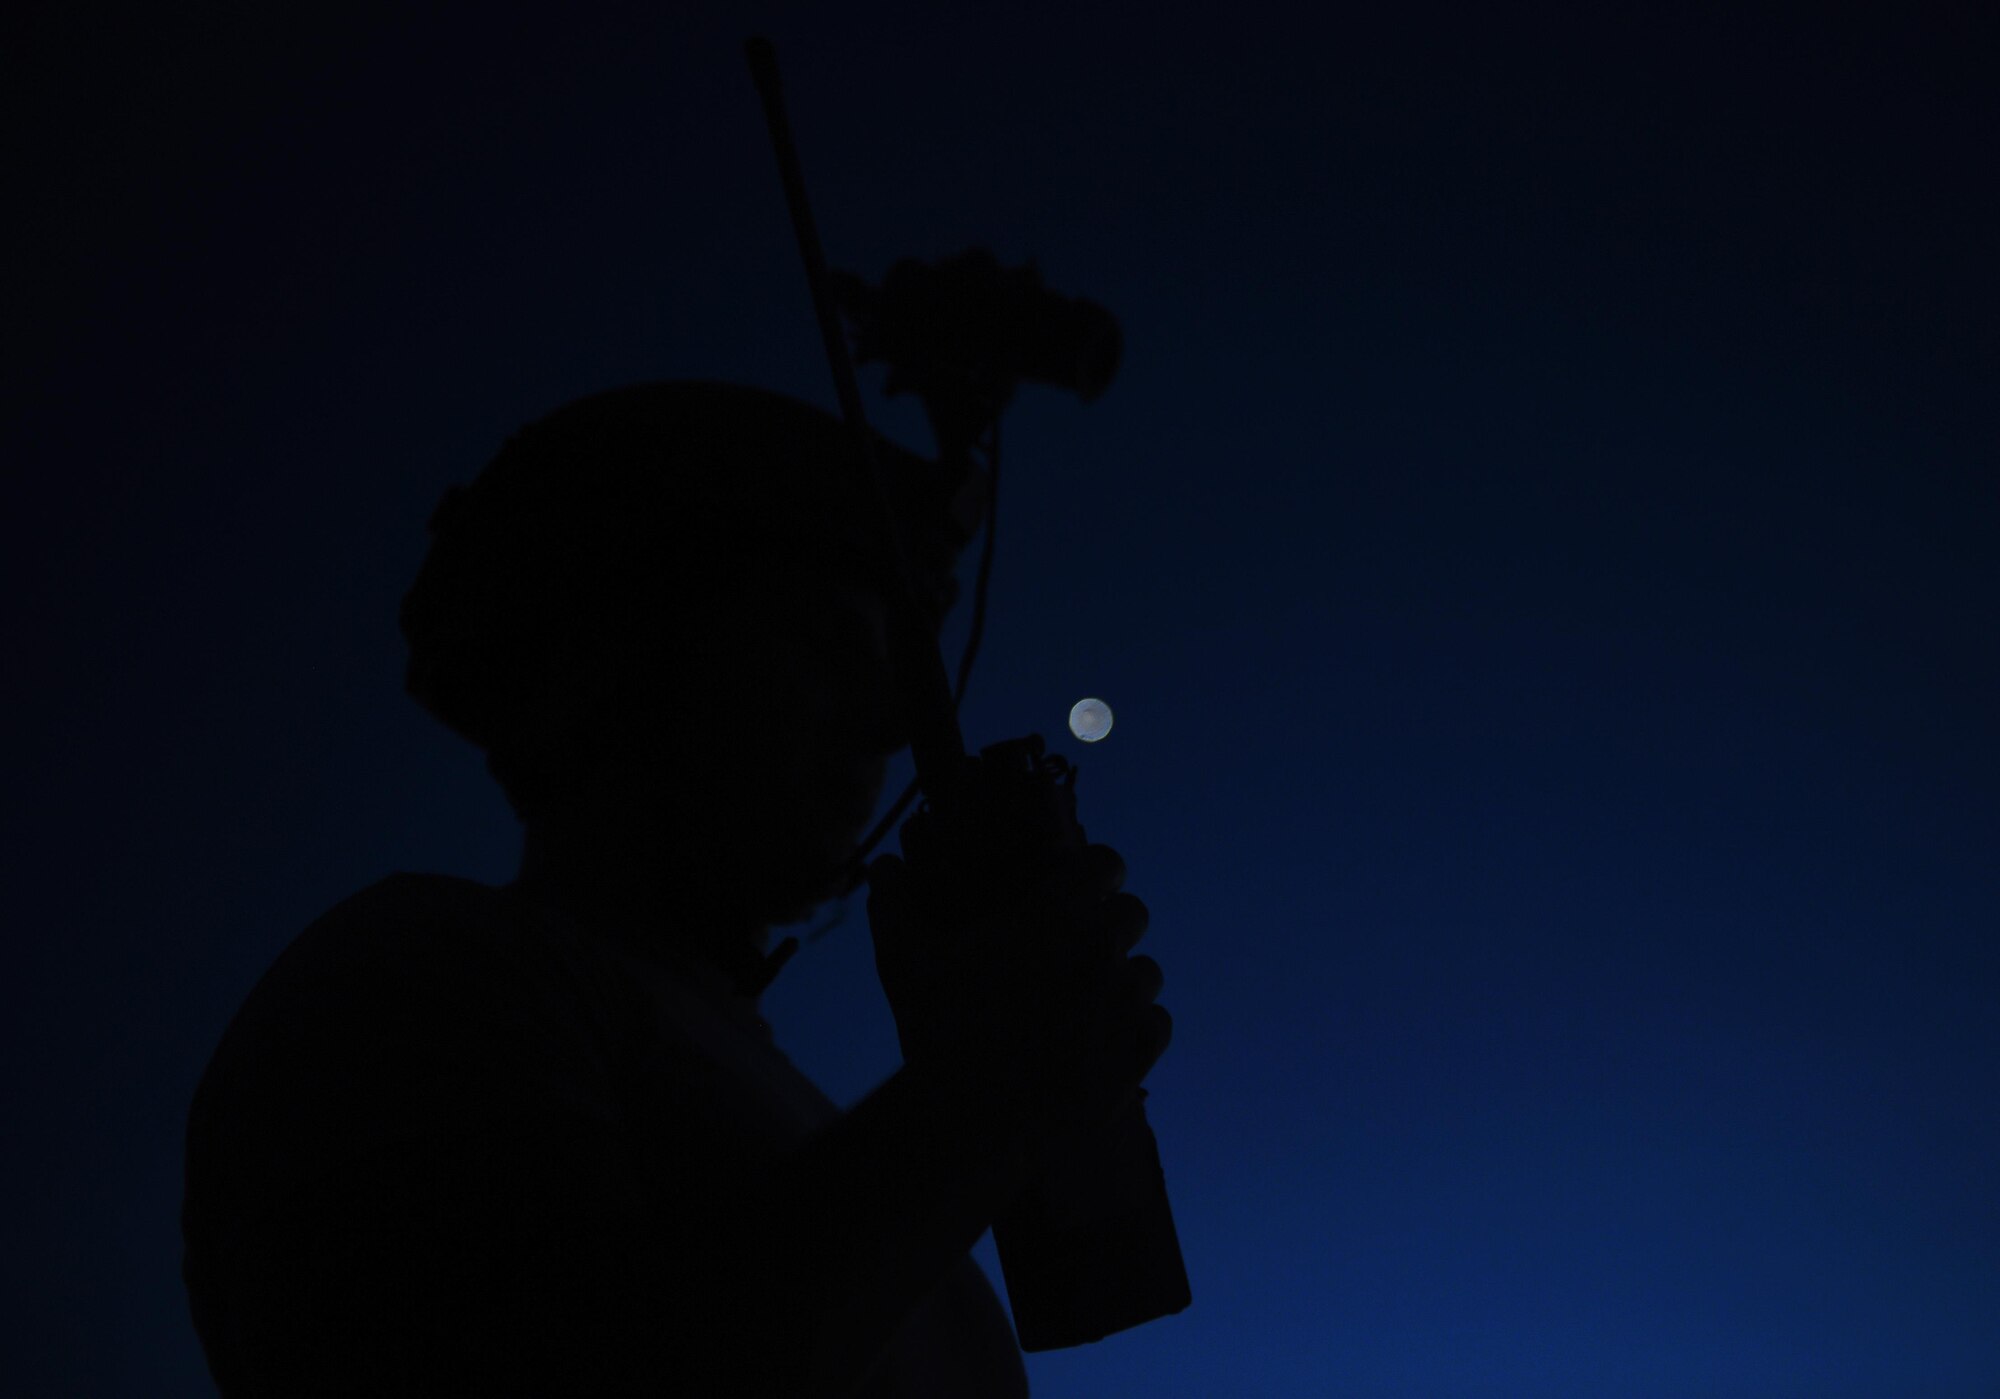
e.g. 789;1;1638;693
766;836;863;925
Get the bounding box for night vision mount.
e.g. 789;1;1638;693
828;248;1122;468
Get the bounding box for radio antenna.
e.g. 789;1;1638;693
744;37;968;793
740;36;978;989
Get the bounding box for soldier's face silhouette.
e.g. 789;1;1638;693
524;566;908;935
716;570;905;863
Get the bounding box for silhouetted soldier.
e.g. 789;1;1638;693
181;381;1171;1396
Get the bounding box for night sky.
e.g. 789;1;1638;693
9;5;1997;1395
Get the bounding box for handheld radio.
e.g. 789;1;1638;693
743;36;1192;1351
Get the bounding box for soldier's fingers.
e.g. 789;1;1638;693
1093;892;1150;954
1125;954;1164;1003
1065;844;1127;903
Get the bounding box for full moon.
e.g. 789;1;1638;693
1068;697;1114;743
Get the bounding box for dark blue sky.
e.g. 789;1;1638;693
9;5;1996;1394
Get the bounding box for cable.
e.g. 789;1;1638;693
799;420;1002;948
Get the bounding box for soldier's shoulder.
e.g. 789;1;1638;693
191;871;591;1119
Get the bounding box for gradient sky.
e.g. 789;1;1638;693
8;5;1996;1395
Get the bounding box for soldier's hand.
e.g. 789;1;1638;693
866;840;1171;1119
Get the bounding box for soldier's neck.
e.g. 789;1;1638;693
513;820;773;985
